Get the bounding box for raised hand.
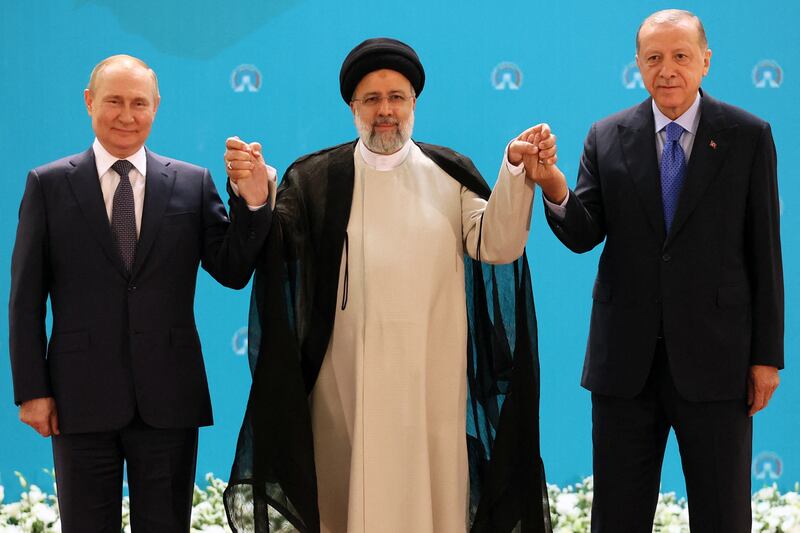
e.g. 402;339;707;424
224;136;270;207
508;123;568;204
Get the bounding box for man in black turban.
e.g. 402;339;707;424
223;37;559;533
339;37;425;104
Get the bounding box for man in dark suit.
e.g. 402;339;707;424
528;9;783;532
9;54;271;532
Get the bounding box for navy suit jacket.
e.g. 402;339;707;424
9;147;271;433
546;93;784;402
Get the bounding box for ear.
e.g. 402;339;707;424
153;95;161;115
702;49;712;77
84;89;93;116
634;53;642;70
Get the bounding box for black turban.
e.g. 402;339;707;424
339;37;425;103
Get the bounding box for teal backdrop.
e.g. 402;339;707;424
1;0;797;501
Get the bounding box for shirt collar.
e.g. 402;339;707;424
356;138;413;171
92;138;147;179
652;91;702;135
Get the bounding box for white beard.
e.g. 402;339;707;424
355;111;414;154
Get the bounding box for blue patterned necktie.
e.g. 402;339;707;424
110;159;137;274
660;122;687;233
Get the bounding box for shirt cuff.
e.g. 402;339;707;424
229;165;277;211
544;190;569;220
503;140;525;176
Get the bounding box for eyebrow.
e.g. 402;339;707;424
102;94;150;102
361;89;409;96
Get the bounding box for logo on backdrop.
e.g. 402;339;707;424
231;64;262;93
752;451;783;480
491;62;523;90
752;60;783;89
232;326;249;356
622;62;644;89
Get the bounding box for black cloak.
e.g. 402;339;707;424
224;140;552;533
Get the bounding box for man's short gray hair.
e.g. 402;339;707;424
636;9;708;51
87;54;160;99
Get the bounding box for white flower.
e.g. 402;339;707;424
27;484;46;505
784;492;800;505
756;500;771;514
555;493;581;518
195;525;228;533
192;500;213;517
4;501;22;519
31;501;58;524
754;486;777;500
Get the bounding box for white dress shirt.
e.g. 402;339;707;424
653;91;702;163
93;138;147;237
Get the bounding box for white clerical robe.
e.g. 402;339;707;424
310;139;535;533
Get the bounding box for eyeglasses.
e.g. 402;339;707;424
350;93;415;108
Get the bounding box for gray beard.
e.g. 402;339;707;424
355;112;414;154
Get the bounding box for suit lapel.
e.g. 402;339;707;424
66;148;129;279
665;94;734;246
131;150;175;277
619;100;666;243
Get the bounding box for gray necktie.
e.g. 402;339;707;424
110;160;137;274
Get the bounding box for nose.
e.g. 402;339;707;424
118;105;135;123
377;97;393;116
658;60;677;78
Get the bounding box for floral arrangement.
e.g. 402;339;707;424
548;477;800;533
1;472;798;532
0;471;291;533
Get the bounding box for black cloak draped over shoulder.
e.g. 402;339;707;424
224;140;552;533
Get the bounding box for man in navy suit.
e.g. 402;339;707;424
528;10;783;532
9;54;272;532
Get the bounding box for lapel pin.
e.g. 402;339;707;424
709;140;717;149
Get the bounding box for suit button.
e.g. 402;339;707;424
128;284;137;292
662;254;671;262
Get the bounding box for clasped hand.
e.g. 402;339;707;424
224;136;271;206
508;123;568;204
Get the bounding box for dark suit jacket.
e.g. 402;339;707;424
546;93;783;402
9;147;271;433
